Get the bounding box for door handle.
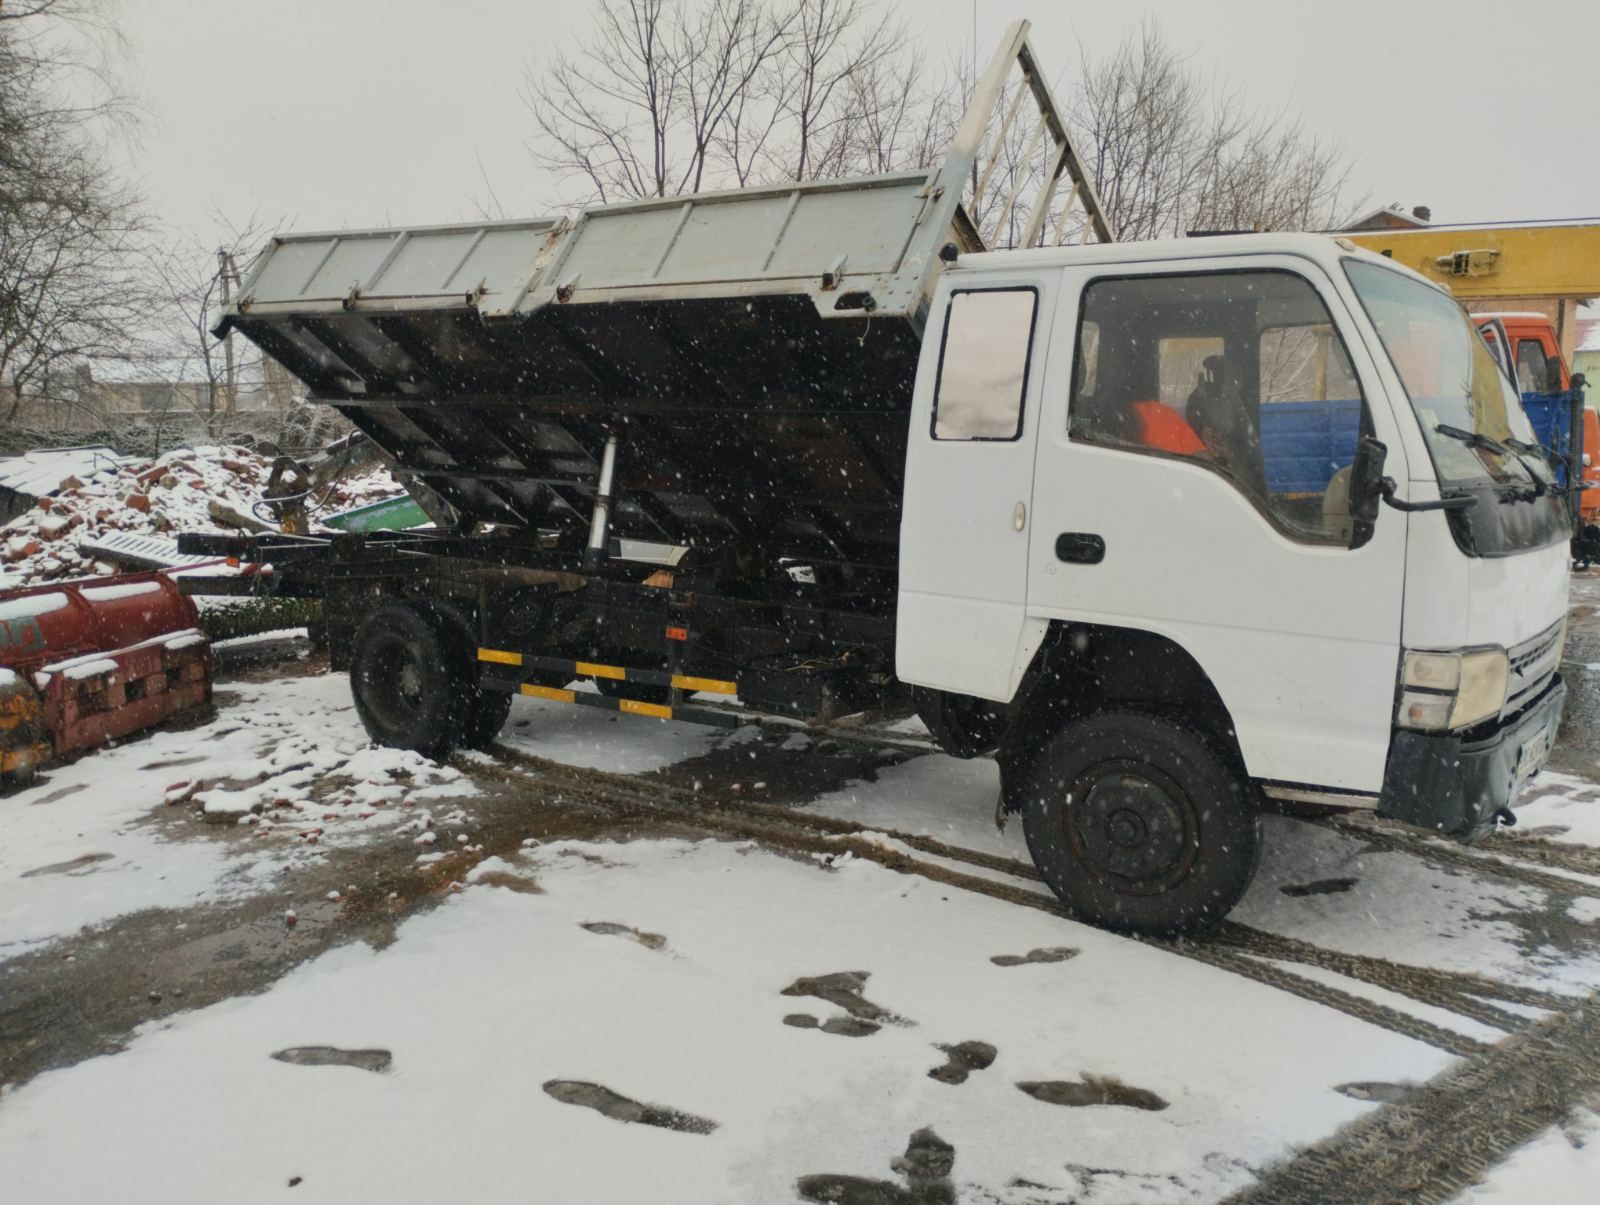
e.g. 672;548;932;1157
1055;532;1105;564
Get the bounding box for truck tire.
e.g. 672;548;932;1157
350;603;469;759
460;688;513;750
1014;711;1260;937
913;687;1007;758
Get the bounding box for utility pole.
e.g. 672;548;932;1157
217;249;242;420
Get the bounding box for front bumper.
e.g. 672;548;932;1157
1377;674;1566;840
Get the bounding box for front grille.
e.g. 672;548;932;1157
1506;618;1563;709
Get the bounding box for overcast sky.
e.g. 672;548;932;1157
117;0;1596;245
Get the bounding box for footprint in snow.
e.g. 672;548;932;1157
797;1126;956;1205
1334;1080;1416;1104
1280;877;1360;897
781;970;911;1026
542;1079;717;1134
20;852;114;878
928;1041;997;1085
580;921;666;949
1017;1074;1167;1111
783;1013;880;1038
990;946;1078;967
271;1046;392;1073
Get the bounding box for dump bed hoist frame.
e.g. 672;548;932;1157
210;21;1112;588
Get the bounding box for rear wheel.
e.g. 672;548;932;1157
460;688;513;750
350;603;469;758
1014;711;1260;937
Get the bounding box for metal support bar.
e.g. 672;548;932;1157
971;83;1029;216
993;113;1048;245
583;431;620;571
1020;139;1069;249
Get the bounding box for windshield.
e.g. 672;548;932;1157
1344;260;1542;488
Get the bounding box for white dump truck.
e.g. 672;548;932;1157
183;21;1570;936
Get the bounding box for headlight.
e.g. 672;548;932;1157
1398;648;1508;731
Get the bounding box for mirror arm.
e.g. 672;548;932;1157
1378;477;1477;512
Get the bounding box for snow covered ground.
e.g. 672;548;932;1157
0;669;475;959
2;666;1599;1201
1456;1108;1600;1204
0;838;1450;1204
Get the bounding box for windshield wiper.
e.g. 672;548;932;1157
1434;423;1545;496
1435;423;1515;457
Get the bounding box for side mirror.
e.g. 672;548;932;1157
1550;361;1566;392
1348;435;1388;532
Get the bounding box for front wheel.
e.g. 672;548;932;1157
1013;712;1260;937
349;603;469;759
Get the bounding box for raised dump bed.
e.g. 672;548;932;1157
217;21;1112;575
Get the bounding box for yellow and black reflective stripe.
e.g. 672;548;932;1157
477;648;523;667
513;681;738;729
478;649;737;697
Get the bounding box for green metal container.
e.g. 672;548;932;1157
320;494;430;534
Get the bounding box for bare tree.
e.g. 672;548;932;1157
1070;22;1357;240
0;0;153;426
524;0;790;203
525;0;939;203
149;214;275;437
526;3;1359;241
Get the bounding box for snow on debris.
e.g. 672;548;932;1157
0;591;69;621
0;443;406;588
0;670;477;958
0;445;135;499
78;580;162;602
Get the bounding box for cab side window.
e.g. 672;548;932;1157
1070;270;1371;545
1516;339;1551;395
932;288;1038;440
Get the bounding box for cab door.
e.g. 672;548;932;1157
896;270;1057;700
1025;257;1411;794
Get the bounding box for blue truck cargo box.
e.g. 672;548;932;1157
1259;399;1362;495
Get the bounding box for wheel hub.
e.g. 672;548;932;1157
1069;765;1200;894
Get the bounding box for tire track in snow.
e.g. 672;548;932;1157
482;747;1512;1058
1228;985;1600;1204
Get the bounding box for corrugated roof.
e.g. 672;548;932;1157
1577;317;1600;354
0;446;137;500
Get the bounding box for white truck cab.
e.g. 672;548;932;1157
899;233;1569;933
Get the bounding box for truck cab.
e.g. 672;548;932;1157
1474;312;1600;530
898;234;1570;932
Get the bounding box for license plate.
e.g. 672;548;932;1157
1516;728;1551;781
